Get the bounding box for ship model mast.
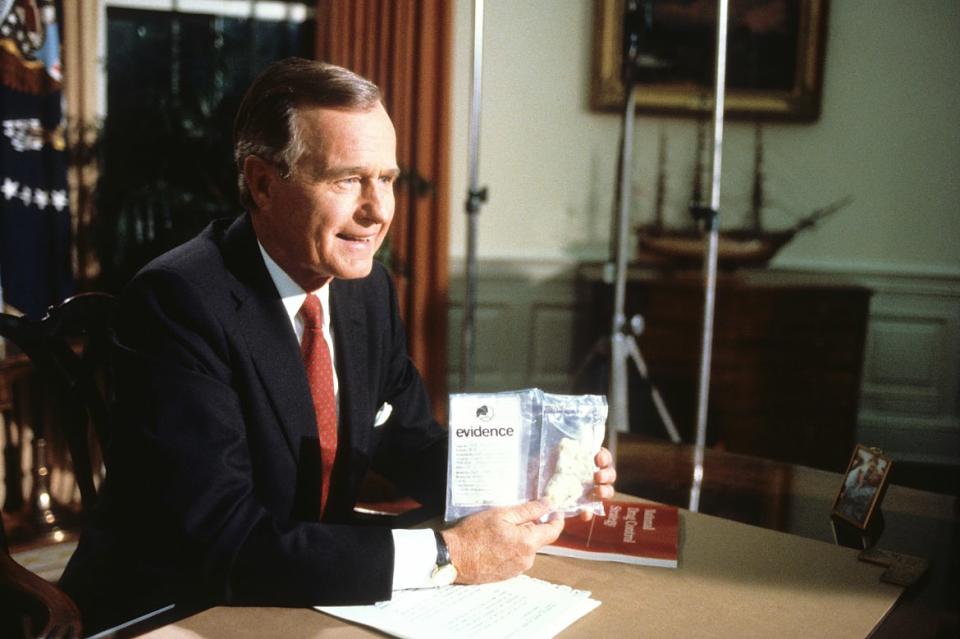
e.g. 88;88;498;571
749;122;764;233
653;128;667;230
635;120;852;269
690;116;707;225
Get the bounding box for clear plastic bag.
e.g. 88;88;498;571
445;389;607;522
538;392;608;517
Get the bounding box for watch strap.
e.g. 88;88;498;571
430;529;457;586
434;529;452;567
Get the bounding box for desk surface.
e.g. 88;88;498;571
134;436;958;638
613;435;959;638
139;505;901;638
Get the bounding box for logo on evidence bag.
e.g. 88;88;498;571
455;403;514;438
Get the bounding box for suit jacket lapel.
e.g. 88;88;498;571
327;278;373;515
330;278;371;441
220;214;317;460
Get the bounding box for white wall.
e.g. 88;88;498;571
449;0;960;275
447;1;960;465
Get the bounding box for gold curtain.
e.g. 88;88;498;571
61;0;101;288
316;1;451;419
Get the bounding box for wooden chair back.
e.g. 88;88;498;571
0;292;118;638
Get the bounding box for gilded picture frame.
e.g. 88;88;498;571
591;0;829;121
831;444;893;530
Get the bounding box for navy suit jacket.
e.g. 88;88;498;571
61;214;448;631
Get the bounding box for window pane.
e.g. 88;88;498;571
98;6;314;289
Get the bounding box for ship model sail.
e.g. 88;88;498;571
636;123;852;269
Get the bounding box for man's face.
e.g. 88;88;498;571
248;103;399;290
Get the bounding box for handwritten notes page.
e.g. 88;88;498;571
315;575;600;639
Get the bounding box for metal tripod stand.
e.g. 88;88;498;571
602;1;731;513
604;2;681;463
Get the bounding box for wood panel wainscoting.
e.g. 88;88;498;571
448;259;960;473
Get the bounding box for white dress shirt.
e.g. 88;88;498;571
257;242;436;590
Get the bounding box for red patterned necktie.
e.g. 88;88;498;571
300;294;337;517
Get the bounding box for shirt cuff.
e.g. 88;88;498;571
391;528;438;590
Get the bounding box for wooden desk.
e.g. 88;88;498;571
129;436;958;638
139;518;900;638
614;435;959;638
576;266;871;472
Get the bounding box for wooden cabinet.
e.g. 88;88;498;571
576;266;871;472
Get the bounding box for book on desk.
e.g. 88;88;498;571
540;499;679;568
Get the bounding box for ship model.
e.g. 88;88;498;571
635;123;852;269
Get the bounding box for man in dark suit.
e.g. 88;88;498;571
60;58;615;633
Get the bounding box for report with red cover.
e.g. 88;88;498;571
540;500;679;568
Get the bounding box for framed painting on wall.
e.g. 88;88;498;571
591;0;829;121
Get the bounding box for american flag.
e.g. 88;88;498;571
0;0;72;318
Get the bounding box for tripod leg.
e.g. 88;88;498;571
608;334;629;435
626;336;682;443
571;337;610;392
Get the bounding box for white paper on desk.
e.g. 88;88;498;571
315;575;600;639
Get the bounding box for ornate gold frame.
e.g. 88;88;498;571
591;0;829;121
831;444;893;530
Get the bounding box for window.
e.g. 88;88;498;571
96;0;313;288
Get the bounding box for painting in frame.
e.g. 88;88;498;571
831;444;893;530
591;0;829;121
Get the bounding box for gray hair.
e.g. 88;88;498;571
233;57;382;210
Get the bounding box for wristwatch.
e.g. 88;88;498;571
430;529;458;587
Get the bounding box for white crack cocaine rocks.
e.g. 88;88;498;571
544;437;597;511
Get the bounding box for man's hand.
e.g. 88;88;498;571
580;447;617;521
441;499;563;584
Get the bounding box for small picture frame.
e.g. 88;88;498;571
832;445;893;530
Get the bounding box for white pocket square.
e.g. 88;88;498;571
374;402;393;427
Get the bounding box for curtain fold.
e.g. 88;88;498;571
316;0;451;419
61;0;101;290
